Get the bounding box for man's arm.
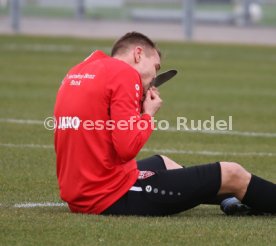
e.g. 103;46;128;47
109;70;161;162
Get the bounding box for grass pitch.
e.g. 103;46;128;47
0;35;275;246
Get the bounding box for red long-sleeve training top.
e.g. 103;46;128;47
54;50;153;214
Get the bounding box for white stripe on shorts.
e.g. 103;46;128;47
129;186;143;192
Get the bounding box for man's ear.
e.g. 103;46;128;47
134;46;143;64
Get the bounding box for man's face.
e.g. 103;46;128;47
134;47;161;92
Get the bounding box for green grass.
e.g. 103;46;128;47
0;35;276;245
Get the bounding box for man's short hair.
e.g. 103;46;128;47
111;32;161;58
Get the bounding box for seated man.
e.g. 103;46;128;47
54;32;275;216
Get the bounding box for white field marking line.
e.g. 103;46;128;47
0;143;54;149
167;127;276;138
13;202;66;208
1;118;276;138
141;148;276;157
0;118;43;124
0;142;276;157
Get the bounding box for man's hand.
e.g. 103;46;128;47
150;86;160;97
143;87;162;116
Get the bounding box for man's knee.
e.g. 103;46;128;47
220;162;251;194
221;162;247;180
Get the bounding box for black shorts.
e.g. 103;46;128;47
102;155;221;216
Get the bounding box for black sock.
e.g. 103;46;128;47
242;175;276;214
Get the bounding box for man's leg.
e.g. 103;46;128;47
159;157;251;200
103;161;222;216
103;157;275;216
160;155;184;170
218;162;251;199
154;156;235;206
219;162;276;214
150;156;276;213
160;156;233;205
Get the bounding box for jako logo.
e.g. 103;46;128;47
58;116;81;130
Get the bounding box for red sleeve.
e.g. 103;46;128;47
109;68;153;162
